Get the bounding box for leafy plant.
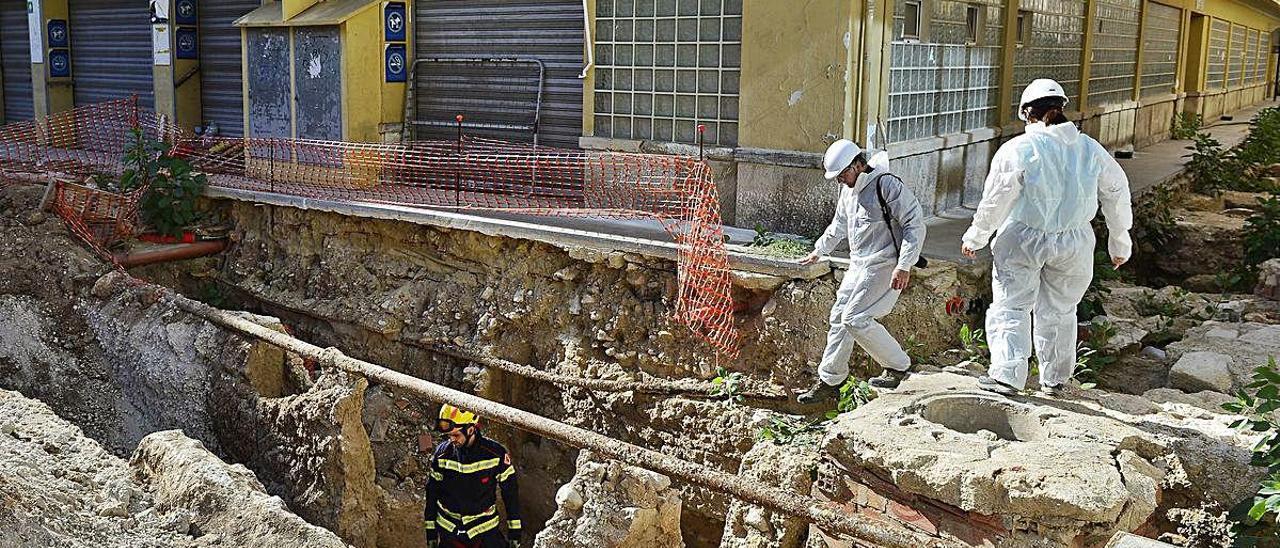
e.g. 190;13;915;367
825;378;877;420
710;366;744;404
903;336;929;366
1187;132;1235;196
758;415;822;445
1172;111;1203;140
1243;193;1280;268
113;127;209;237
1134;289;1192;318
1222;358;1280;527
1073;318;1118;390
959;324;989;365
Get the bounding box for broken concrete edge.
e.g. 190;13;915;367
201;186;857;283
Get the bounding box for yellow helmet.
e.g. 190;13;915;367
437;404;478;432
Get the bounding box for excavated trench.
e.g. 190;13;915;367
4;169;1279;547
0;180;984;547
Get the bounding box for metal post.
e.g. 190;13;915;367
697;124;706;161
455;114;464;207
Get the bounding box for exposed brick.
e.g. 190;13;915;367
418;433;435;453
887;501;939;536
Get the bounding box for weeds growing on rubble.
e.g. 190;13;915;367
1222;358;1280;536
959;324;989;366
1243;194;1280;269
757;416;822;445
710;367;744;404
746;225;812;259
111;128;208;236
1187;108;1280;195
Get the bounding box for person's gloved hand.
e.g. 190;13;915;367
507;539;520;548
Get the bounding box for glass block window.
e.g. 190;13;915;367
1229;24;1247;87
1087;0;1140;107
593;0;742;146
887;0;1003;142
1139;2;1180;98
1256;33;1271;84
1011;0;1086;120
1207;19;1229;90
1245;29;1259;85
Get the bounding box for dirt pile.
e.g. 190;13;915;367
132;430;351;548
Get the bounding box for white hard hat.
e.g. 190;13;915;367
1018;78;1069;121
823;139;863;180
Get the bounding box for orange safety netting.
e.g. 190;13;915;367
0;98;739;358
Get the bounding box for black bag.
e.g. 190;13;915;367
872;174;928;270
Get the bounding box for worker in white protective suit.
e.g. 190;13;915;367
960;78;1133;397
796;140;927;404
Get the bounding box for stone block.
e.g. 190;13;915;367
1169;351;1234;394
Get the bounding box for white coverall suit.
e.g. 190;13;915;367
961;121;1133;390
813;166;926;386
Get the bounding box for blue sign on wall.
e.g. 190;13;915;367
384;2;406;42
47;19;68;48
385;44;407;83
176;27;198;59
49;49;70;78
174;0;198;25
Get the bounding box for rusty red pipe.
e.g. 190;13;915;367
114;240;228;268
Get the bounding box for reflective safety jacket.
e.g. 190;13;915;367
423;435;522;541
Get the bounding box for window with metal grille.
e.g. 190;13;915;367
1139;2;1180;98
1087;0;1140;107
1207;19;1229;90
1230;24;1247;87
1011;0;1085;120
593;0;742;147
888;0;1003;142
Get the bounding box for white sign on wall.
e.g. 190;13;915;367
153;24;171;66
28;0;43;64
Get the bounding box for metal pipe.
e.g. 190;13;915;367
418;341;786;400
166;292;950;548
578;0;595;80
114;241;228;268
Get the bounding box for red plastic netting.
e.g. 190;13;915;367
0;98;739;358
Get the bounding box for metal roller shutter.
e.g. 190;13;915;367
70;0;153;109
0;0;32;122
414;0;585;148
199;0;259;137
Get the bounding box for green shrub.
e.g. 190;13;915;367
1222;358;1280;534
1243;194;1280;268
115;128;208;237
1172;112;1203;140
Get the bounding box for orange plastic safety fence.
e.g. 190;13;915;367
0;98;740;358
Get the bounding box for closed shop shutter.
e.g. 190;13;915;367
199;0;260;137
70;0;153;109
0;0;32;122
414;0;585;147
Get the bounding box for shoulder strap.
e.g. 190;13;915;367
874;174;901;256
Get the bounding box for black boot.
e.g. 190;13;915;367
869;369;910;389
797;380;841;404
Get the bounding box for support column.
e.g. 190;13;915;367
31;0;73;119
152;0;202;130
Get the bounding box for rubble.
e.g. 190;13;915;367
1165;322;1280;394
533;451;684;548
818;373;1265;546
719;436;820;548
1256;258;1280;301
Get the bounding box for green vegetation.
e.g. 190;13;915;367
1222;358;1280;540
1172;111;1203;140
746;224;813;259
959;324;989;366
710;366;744;404
110;128;208;237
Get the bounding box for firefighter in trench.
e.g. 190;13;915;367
424;404;522;548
